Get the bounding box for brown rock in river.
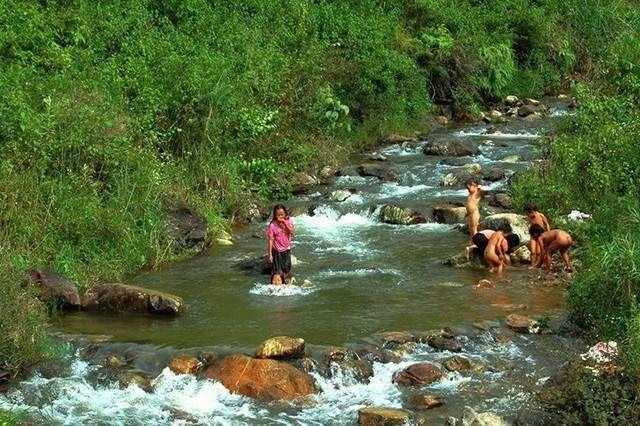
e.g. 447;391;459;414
255;336;305;359
27;270;81;309
205;354;316;401
432;203;467;224
408;393;444;410
169;356;202;375
505;314;539;333
392;362;444;387
82;283;184;315
358;407;411;425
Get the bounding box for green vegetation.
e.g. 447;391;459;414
0;0;637;381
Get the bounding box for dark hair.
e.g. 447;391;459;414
472;233;489;252
466;177;479;187
524;203;538;213
529;224;545;238
271;204;289;222
505;233;520;252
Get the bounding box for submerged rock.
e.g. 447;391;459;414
423;140;479;157
408;393;444;410
427;335;463;352
82;283;185;316
379;205;427;225
169;356;202;375
27;270;81;309
443;355;483;373
205;354;316;401
255;336;305;360
393;362;444;387
167;207;209;253
119;371;152;392
357;164;398;181
432;203;467;224
358;407;411;425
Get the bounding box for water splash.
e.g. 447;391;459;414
249;283;316;296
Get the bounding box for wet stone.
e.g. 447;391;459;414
393;362;444;387
255;336;306;360
443;355;483;373
505;314;539;334
358;407;411;425
119;371;152;392
427;335;463;352
408;393;444;410
168;356;202;375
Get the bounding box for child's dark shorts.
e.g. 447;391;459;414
271;249;292;279
472;233;489;253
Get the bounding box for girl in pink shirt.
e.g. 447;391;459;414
266;204;294;285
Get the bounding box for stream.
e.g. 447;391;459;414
0;99;583;425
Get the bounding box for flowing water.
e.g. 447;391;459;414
1;100;582;424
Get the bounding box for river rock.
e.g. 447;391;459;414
169;356;202;375
423;140;479;157
486;192;512;210
510;246;531;264
442;250;484;269
432;203;467;224
439;157;475;167
518;104;538;117
444;356;483;373
481;166;506;182
27;270;81;309
82;283;185;316
119;371;152;391
167;207;208;253
500;154;520;163
255;336;305;359
215;230;233;246
379;205;426;225
427;335;463;352
408;393;444;410
373;331;418;348
367;152;387;162
205;354;316;401
505;314;539;333
292;172;319;194
474;279;494;289
505;95;519;106
319;165;337;181
462;407;508;426
320;347;374;382
393;362;444;387
329;189;353;202
481;213;529;245
358;407;411;425
103;354;128;369
357;164;397;181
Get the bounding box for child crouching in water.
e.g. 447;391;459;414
484;231;520;274
529;224;574;272
266;204;295;285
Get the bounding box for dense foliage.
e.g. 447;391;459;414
510;0;640;372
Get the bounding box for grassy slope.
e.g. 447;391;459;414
1;0;633;378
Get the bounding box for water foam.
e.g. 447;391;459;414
318;268;403;278
455;129;540;139
249;283;316;296
378;183;432;198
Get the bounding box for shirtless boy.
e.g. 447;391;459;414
529;224;574;272
466;179;483;242
524;204;550;268
484;231;520;273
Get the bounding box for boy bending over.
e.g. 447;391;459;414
529;224;573;272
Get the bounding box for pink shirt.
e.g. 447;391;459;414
266;218;294;252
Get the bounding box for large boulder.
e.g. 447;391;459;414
427;335;463;352
379;205;427;225
481;213;529;245
423;140;479;157
486;192;512;210
167;207;209;253
357;164;397;181
255;336;305;360
432;203;467;224
205;354;316;401
392;362;444;387
329;189;354;202
320;347;374;382
27;270;81;309
358;407;411;425
82;283;184;316
440;167;480;187
443;356;483;373
318;166;337;181
481;166;507;182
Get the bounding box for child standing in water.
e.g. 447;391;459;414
266;204;295;285
524;204;551;268
466;178;483;242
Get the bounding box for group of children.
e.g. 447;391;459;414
263;181;574;285
465;179;574;274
